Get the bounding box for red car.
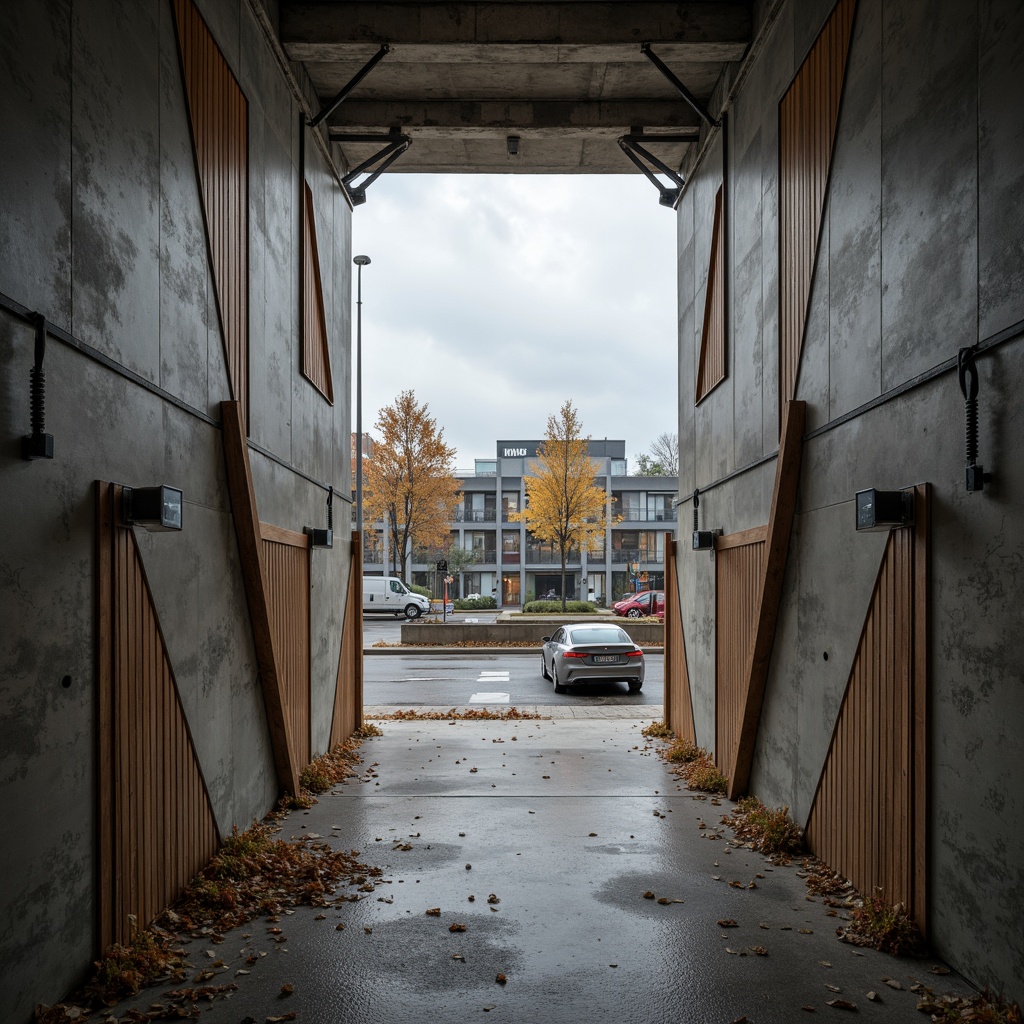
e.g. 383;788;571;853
612;590;665;620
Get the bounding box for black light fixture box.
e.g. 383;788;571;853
855;488;913;532
692;529;721;551
123;485;183;532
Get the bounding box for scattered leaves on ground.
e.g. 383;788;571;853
368;707;543;721
916;989;1022;1023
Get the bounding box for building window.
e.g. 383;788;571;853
612;491;643;520
647;494;676;522
502;530;520;564
501;491;520;520
466;531;496;563
611;459;627;476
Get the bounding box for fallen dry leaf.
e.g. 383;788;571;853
882;978;903;991
487;894;500;904
866;992;879;1002
643;891;656;900
825;998;857;1011
495;973;507;984
718;919;739;927
266;1014;297;1023
825;984;841;993
426;908;441;916
280;983;294;996
749;946;768;956
449;923;468;932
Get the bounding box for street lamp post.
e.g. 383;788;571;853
353;255;370;538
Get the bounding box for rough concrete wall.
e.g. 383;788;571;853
0;1;353;1020
676;0;1024;1000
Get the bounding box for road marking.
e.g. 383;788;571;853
478;670;510;680
469;692;510;704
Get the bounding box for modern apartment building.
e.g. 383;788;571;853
363;439;678;606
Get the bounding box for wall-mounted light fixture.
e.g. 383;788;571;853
690;488;722;551
305;486;334;548
506;135;520;156
854;488;914;532
122;485;183;531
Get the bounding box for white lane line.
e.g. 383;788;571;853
478;671;510;679
469;692;511;704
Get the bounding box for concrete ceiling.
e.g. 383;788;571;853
279;2;753;180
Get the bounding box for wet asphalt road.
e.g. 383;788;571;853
364;651;664;708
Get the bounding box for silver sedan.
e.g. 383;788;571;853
540;623;645;694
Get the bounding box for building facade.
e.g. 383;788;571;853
364;439;678;606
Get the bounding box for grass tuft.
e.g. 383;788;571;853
837;888;921;956
641;720;673;740
726;797;803;860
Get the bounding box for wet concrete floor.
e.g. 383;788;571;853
115;717;970;1023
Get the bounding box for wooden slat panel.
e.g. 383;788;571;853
331;535;365;747
172;0;249;430
805;497;928;920
727;399;806;798
664;538;696;744
220;400;301;796
778;0;856;420
261;527;312;770
302;181;334;403
96;482;220;950
696;186;726;404
715;531;765;775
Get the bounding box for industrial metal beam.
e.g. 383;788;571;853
326;99;703;132
281;2;752;56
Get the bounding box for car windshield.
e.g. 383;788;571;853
567;627;631;645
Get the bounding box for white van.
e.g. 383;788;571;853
362;576;431;619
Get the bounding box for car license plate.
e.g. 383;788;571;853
593;655;619;663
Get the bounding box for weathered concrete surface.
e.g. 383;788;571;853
0;2;354;1021
96;719;973;1023
675;0;1024;1002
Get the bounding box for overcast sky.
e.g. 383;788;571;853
351;173;678;472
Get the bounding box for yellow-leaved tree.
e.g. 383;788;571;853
512;400;609;609
364;390;462;581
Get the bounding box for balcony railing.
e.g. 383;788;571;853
611;550;663;563
615;510;677;522
457;509;497;522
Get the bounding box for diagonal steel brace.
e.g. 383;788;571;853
641;42;720;129
308;43;391;129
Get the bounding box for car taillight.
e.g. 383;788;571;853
562;651;588;659
626;650;643;658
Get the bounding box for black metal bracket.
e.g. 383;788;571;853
334;129;412;205
641;42;720;129
958;346;992;491
22;311;54;460
618;134;686;208
307;44;391;130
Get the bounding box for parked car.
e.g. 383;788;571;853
540;623;644;694
612;590;665;620
362;576;431;619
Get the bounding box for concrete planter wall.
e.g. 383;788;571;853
401;620;664;646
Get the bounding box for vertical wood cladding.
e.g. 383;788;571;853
664;538;696;743
302;182;334;403
261;524;311;771
220;401;301;796
778;0;856;419
172;0;249;428
696;186;726;404
714;527;767;776
331;535;365;747
97;483;220;951
806;486;928;926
